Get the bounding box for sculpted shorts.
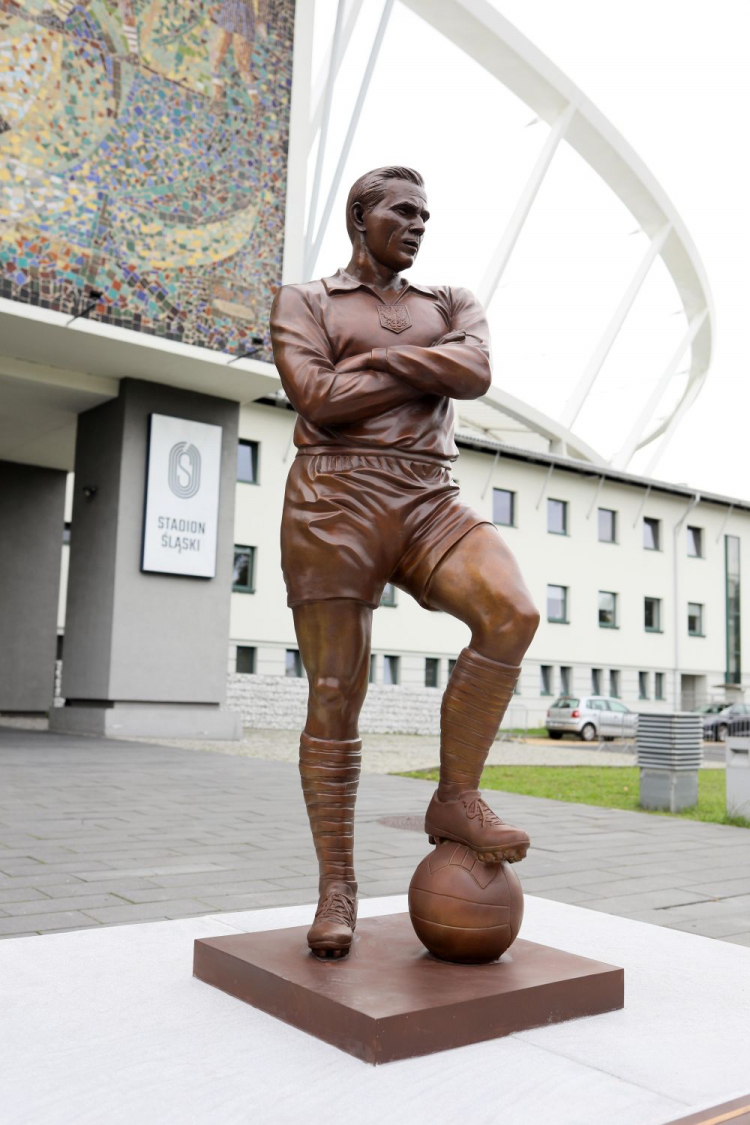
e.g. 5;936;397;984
281;450;492;610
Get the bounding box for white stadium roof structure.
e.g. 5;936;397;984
282;0;715;475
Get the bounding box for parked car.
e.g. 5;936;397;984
545;696;638;742
701;702;750;742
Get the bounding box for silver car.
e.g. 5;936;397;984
545;696;637;742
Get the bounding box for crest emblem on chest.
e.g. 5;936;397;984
378;304;412;333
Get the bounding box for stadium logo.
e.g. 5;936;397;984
168;442;201;499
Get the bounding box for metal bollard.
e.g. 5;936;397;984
637;713;703;813
726;717;750;819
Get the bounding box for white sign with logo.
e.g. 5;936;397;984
141;413;223;578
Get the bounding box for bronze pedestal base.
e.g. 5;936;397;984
193;913;624;1065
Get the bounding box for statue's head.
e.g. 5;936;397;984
345;166;429;272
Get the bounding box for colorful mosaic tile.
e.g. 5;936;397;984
0;0;294;360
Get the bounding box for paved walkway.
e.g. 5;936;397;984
0;726;747;944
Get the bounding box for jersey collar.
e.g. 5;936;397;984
322;268;436;299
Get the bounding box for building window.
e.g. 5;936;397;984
380;583;397;607
655;672;665;700
598;590;617;628
560;666;572;695
687;526;703;558
384;655;400;685
540;665;553;696
547;498;567;535
609;669;620;698
644;597;662;632
688;602;704;636
425;658;440;688
448;658;457;678
237;439;259;484
236;646;256;674
546;584;568;623
369;654;377;683
591;668;602;695
232;545;255;593
598;508;617;543
643;517;661;551
56;634;64;661
492;488;515;527
62;521;71;545
285;649;303;678
638;671;649;699
726;535;741;685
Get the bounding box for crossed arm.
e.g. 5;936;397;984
270;285;492;429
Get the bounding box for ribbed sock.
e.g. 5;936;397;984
299;732;361;888
438;647;520;798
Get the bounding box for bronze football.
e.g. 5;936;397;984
408;841;524;964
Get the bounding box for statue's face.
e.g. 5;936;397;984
358;180;430;272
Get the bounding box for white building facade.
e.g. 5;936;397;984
186;399;747;731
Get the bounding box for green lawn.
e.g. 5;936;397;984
398;765;750;829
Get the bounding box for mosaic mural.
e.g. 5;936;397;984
0;0;294;360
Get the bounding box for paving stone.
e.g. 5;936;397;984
0;911;100;936
0;887;52;906
81;900;214;924
1;894;129;917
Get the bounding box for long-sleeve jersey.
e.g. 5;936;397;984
269;268;491;463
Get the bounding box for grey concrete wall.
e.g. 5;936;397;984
0;461;66;711
62;379;239;705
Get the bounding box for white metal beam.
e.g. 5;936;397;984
643;375;704;479
586;475;605;520
305;0;395;280
304;0;347;274
476;104;574;309
560;223;672;430
535;463;554;509
309;0;364;136
281;0;316;283
613;309;708;470
480;448;501;499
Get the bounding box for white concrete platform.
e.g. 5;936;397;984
1;896;748;1125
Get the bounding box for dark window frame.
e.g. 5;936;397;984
687;525;704;558
380;583;397;607
236;646;256;674
547;498;568;536
644;596;662;633
547;583;569;624
643;516;661;551
237;439;260;485
597;507;617;544
425;657;440;688
687;602;705;637
383;654;400;685
598;590;618;629
492;487;515;528
232;545;256;593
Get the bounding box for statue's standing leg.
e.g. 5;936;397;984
424;525;540;862
293;599;372;958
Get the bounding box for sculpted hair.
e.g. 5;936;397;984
345;166;425;241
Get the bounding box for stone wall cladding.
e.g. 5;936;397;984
227;673;442;735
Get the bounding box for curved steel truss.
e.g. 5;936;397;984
282;0;714;474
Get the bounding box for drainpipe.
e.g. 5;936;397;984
673;494;701;709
